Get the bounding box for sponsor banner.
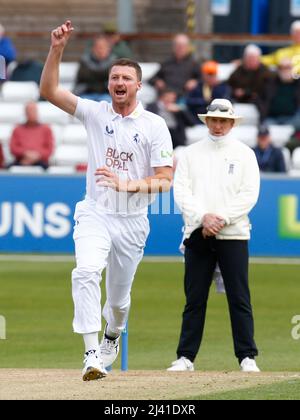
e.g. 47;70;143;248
0;174;85;253
0;174;299;256
249;177;300;257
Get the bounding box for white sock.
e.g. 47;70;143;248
83;332;99;353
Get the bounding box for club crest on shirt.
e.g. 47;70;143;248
133;133;140;144
105;125;114;136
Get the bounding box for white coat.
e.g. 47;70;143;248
174;134;260;240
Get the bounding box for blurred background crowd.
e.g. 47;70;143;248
1;0;300;175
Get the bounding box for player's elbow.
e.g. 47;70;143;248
39;84;50;101
40;84;53;102
39;78;56;102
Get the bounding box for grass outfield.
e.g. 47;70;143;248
0;259;300;399
193;379;300;400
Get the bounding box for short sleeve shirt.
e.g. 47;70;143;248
74;98;173;215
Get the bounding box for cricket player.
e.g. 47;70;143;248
40;20;173;381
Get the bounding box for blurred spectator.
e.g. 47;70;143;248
0;142;4;168
285;130;300;155
9;102;54;170
103;22;133;59
262;59;300;129
147;89;195;149
9;56;43;84
253;125;286;173
0;54;5;81
150;34;199;97
186;61;231;124
228;45;273;116
261;21;300;69
74;35;116;101
0;24;17;66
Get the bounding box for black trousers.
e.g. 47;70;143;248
177;228;258;363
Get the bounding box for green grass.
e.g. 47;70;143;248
190;380;300;400
0;261;299;375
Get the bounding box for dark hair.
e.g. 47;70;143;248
109;58;142;82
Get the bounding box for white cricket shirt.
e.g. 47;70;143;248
74;98;173;215
174;134;260;240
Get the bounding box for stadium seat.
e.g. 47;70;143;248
217;63;237;82
233;103;259;126
139;62;160;82
1;81;40;103
0;124;14;145
8;165;45;174
292;147;300;170
54;144;88;166
61;124;88;144
269;125;295;148
37;102;69;125
185;125;208;145
289;166;300;176
1;144;13;165
59;82;75;92
282;147;291;171
47;166;76;174
59;62;79;83
6;61;18;79
233;125;258;148
137;83;157;105
50;124;63;146
0;103;25;124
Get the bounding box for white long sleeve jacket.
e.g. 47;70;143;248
174;133;260;240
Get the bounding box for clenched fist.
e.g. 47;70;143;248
51;20;74;49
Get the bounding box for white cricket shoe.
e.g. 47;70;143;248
82;350;107;382
240;357;261;373
99;330;120;369
167;356;195;372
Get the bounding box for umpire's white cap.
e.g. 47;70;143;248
198;99;243;126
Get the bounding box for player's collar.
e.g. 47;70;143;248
110;102;144;121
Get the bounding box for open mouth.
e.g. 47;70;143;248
115;90;126;97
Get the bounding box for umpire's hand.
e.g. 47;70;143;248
203;213;225;237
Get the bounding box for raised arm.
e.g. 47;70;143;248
40;20;78;115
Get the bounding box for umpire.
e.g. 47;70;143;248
168;99;261;373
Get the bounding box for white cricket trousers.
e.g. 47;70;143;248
72;199;150;335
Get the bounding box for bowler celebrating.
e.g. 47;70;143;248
40;21;173;381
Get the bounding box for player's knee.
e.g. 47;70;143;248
72;266;101;281
109;298;131;312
